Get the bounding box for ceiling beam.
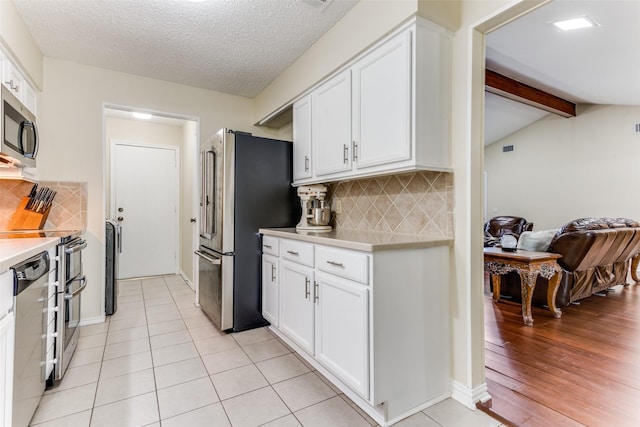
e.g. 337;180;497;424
485;69;576;118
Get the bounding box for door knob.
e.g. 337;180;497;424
117;217;124;222
118;207;124;212
190;218;196;223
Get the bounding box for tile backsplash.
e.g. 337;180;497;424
328;171;453;237
0;180;87;230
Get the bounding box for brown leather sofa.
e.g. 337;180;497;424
499;217;640;307
484;216;533;247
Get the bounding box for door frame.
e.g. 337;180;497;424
109;139;180;277
102;104;201;292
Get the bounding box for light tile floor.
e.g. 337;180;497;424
30;275;503;427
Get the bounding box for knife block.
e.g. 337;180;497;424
8;196;52;231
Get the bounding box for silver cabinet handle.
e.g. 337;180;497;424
343;144;348;164
271;265;276;282
194;250;222;265
305;277;310;299
326;260;344;268
314;281;319;303
304;155;309;172
263;244;272;249
352;141;358;161
286;250;299;256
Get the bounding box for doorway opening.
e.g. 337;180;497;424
103;106;199;287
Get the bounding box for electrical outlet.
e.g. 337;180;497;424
334;199;343;214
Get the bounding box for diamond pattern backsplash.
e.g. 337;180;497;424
328;171;453;237
0;180;87;230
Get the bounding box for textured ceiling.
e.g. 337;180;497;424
13;0;358;98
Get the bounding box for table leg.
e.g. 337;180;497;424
546;271;563;318
631;253;640;283
491;274;502;302
519;270;537;326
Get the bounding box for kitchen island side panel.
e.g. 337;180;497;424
371;245;450;421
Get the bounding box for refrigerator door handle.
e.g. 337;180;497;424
195;250;222;265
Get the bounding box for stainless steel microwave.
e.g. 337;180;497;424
0;85;38;168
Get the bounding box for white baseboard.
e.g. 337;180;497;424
450;380;491;410
179;271;195;290
79;315;106;326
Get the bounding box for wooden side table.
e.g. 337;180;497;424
631;251;640;283
484;247;563;326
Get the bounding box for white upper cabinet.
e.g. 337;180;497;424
292;95;313;181
312;69;352;177
292;17;451;185
0;51;37;115
352;30;411;171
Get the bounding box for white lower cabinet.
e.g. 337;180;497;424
280;260;315;354
261;254;279;327
315;272;369;398
0;270;14;427
261;232;450;427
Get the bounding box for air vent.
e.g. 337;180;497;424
635;123;640;133
502;145;514;153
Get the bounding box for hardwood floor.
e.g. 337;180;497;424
481;282;640;426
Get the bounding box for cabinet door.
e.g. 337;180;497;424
352;30;412;170
312;69;352;177
280;260;315;354
315;272;369;398
2;61;23;99
293;95;312;181
262;254;279;327
0;312;14;427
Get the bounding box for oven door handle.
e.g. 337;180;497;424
64;276;87;300
194;250;222;265
65;240;87;254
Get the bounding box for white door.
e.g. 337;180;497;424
293;95;313;181
280;260;315;354
261;254;279;327
112;142;178;278
315;272;369;399
352;30;412;171
312;69;352;177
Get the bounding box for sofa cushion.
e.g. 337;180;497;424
517;229;558;252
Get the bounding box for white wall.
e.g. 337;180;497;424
181;120;197;285
36;57;276;323
485;104;640;230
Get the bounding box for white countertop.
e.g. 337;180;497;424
259;227;453;252
0;237;60;272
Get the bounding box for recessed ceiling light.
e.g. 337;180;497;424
132;112;152;120
551;16;599;32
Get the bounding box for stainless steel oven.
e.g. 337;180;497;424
55;236;87;380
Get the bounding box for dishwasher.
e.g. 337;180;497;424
11;251;49;427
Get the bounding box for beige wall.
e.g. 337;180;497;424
0;0;43;89
36;57;274;323
485;104;640;229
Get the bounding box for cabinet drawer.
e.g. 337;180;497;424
281;239;314;267
316;246;369;285
262;236;279;256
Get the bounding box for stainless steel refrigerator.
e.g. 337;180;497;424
196;128;299;332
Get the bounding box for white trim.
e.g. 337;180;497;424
79;315;106;327
450;379;491;410
179;271;195;291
